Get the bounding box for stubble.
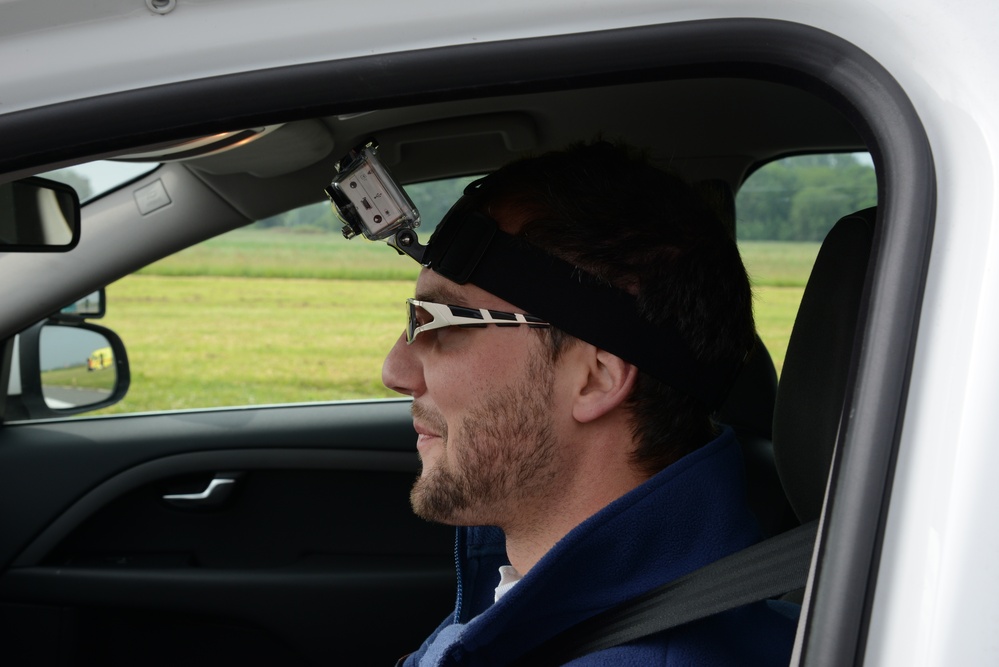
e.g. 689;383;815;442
410;348;561;526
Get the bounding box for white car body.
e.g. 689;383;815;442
2;1;998;665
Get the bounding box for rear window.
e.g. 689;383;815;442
736;153;877;372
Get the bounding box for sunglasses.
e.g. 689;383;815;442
406;298;551;344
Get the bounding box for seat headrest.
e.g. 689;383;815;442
693;178;737;238
773;207;875;523
717;336;778;439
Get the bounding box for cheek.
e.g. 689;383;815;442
422;332;547;431
422;370;495;461
425;351;502;408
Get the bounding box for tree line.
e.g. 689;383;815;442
735;153;876;242
258;155;874;243
253;176;478;235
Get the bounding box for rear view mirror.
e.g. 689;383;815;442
0;176;81;251
58;289;106;319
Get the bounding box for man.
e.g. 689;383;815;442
381;142;798;665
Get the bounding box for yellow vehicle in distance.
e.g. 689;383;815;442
87;346;113;371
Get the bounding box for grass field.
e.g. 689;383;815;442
91;229;814;415
741;241;819;288
138;229;422;281
42;365;116;391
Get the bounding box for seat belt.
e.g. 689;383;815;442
512;520;817;666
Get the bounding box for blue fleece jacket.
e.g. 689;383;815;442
403;428;799;666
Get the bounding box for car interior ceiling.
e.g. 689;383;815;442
141;77;868;224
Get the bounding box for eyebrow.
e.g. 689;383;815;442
414;284;469;306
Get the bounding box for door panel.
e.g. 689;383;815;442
0;400;455;666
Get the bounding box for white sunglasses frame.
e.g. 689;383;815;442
406;298;551;344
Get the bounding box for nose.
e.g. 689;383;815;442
382;331;425;397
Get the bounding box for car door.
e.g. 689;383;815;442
0;398;455;666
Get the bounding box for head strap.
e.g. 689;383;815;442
417;200;739;408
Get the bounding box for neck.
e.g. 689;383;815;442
501;434;650;574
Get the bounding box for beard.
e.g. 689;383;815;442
409;348;560;527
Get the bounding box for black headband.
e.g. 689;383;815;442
420;195;740;408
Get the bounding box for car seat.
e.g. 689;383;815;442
773;207;875;524
699;177;799;535
717;340;798;536
720;206;874;535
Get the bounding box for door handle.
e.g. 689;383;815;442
162;472;242;508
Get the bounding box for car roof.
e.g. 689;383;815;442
0;0;902;115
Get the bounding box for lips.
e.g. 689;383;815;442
413;422;439;438
411;403;446;453
414;422;441;450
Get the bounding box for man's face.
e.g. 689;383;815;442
382;268;569;528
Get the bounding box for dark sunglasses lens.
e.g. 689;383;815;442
406;301;417;342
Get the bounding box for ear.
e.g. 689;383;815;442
571;347;639;424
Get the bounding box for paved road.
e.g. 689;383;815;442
44;385;111;409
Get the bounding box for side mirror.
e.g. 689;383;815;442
0;176;81;251
5;321;129;420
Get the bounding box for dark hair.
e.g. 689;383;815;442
473;142;756;474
